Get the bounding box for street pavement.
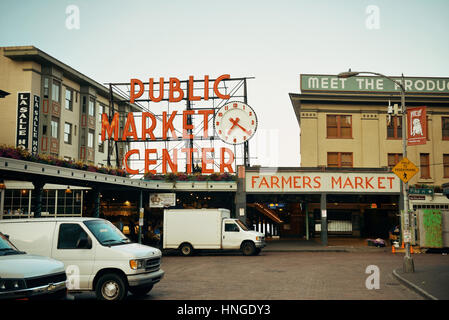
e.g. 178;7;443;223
69;239;448;301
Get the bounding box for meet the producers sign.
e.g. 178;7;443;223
301;74;449;94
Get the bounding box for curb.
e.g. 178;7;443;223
392;268;438;300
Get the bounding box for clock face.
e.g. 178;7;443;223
214;101;257;145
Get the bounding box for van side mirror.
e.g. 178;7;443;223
76;236;92;249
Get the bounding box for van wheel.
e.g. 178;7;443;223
241;241;256;256
129;284;153;297
179;243;194;256
96;273;127;301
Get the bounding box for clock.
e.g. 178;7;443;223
214;101;257;145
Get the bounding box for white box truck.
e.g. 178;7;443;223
0;218;164;301
163;208;266;256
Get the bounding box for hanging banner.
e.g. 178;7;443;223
31;95;40;155
16;92;31;149
407;106;427;146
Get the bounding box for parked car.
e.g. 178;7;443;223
163;208;266;256
0;218;164;301
0;232;67;300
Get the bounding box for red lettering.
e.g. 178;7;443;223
378;177;386;189
101;113;119;141
313;176;321;189
387;176;395;189
251;176;259;189
144;149;157;174
142;112;157;140
282;176;292;188
293;176;301;188
213;74;231;99
343;177;354;189
197;109;214;138
188;76;201;101
163;111;177;139
332;176;342;189
149;77;164;102
365;177;374;189
303;176;312;189
271;176;280;189
259;177;270;188
355;177;364;189
122;112;138;141
162;149;178;174
183;110;195;139
123;149;139;175
220;147;234;173
130;79;144;103
181;148;198;174
201;148;214;174
169;77;184;102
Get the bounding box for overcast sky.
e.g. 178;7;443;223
1;0;448;168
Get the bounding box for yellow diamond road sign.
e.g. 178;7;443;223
392;157;419;183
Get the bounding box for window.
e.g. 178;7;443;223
98;104;105;121
388;153;403;170
327;115;352;138
225;223;240;232
420;153;430;179
82;96;87;113
444;154;449;178
88;99;95;117
64;122;72;144
387;116;402;139
443;117;449;140
65;88;73;111
52;80;60;103
43;78;49;98
98;132;104;153
327;152;353;168
88;129;94;148
57;224;91;249
51;119;58;139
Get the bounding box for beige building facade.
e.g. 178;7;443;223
290;74;449;188
0;46;139;167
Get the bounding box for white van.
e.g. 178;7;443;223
163;208;266;256
0;218;164;301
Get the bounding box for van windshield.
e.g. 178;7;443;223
0;233;25;255
84;220;131;246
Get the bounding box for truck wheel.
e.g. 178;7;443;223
129;284;153;297
241;241;256;256
95;273;127;301
179;243;194;256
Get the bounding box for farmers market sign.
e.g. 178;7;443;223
246;172;400;193
300;74;449;94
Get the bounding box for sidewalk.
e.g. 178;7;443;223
393;262;449;300
264;238;388;253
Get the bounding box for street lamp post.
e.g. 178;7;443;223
338;70;414;273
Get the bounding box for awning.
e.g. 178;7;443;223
2;180;91;190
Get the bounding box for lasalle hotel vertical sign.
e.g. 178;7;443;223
16;92;40;154
16;92;30;150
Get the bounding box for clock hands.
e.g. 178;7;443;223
228;117;251;135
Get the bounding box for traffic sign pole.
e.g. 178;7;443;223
400;80;415;273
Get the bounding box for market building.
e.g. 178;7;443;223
276;73;449;242
0;46;140;217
